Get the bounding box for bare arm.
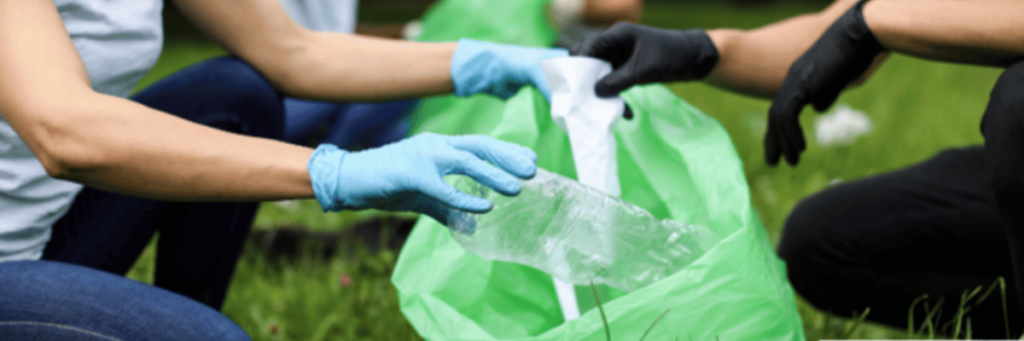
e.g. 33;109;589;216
171;0;456;102
582;0;643;25
703;0;864;98
0;0;314;201
863;0;1024;67
704;0;1024;98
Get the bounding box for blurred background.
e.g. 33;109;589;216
125;0;1004;340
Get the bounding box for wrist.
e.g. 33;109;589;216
848;0;886;53
450;39;568;100
860;0;893;51
308;144;348;212
674;28;721;81
450;39;497;97
705;29;739;76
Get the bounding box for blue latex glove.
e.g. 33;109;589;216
308;133;538;224
450;38;569;102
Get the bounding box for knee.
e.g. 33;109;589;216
178;57;286;140
777;194;858;306
996;59;1024;93
984;61;1024;205
981;60;1024;138
777;195;828;272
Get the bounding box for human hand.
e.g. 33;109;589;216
307;133;538;225
765;0;884;166
450;39;569;102
573;22;720;97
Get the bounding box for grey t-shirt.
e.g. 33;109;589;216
0;0;164;261
279;0;358;33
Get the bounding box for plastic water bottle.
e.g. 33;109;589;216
446;169;721;292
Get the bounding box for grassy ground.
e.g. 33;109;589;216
125;1;1008;340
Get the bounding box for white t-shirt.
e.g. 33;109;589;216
0;0;164;261
278;0;359;33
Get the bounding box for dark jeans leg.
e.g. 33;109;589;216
982;60;1024;330
323;100;416;149
778;147;1022;338
283;97;415;149
0;260;251;340
42;56;285;309
282;98;349;145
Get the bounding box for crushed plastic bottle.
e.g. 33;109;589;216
446;169;721;292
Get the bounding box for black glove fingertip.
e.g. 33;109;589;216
595;81;623;98
785;149;800;166
766;152;780;166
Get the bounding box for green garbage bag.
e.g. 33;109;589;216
413;0;556;47
392;0;804;339
393;86;804;340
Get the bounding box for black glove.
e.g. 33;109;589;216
765;0;884;166
573;22;720;98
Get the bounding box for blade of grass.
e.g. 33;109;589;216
311;312;341;341
930;305;944;339
917;298;945;338
999;277;1011;339
591;280;611;341
840;308;870;339
953;286;983;338
638;309;670;341
966;316;972;340
909;295;928;338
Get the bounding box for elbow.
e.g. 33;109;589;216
37;137;97;181
38;151;72;180
18;103;105;180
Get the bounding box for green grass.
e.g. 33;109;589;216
125;1;1009;340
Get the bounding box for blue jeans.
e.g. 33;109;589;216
283;98;416;149
0;260;250;340
33;56;283;319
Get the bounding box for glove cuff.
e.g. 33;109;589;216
450;38;501;97
848;0;885;53
677;28;720;81
308;144;348;212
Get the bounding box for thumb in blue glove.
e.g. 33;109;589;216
451;38;569;102
308;133;538;225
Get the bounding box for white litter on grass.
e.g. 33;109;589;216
814;104;873;148
828;178;844;187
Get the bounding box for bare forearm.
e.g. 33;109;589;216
173;0;456;103
864;0;1024;67
582;0;642;25
704;0;859;98
274;32;455;102
38;94;314;201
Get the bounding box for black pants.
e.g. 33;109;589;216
779;60;1024;338
41;57;285;310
